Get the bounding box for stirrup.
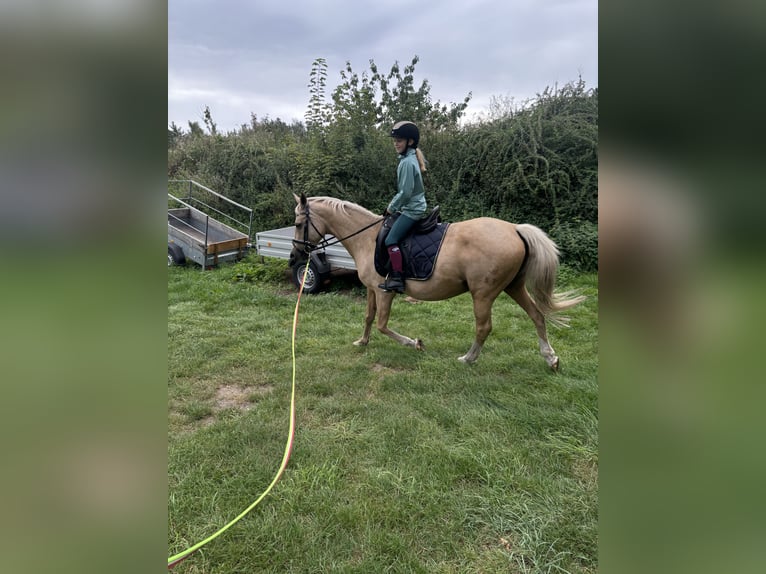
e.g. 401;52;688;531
378;274;405;293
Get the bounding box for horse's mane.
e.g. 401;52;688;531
310;196;376;219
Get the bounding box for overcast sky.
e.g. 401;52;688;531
168;0;597;133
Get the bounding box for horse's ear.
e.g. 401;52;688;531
293;192;307;206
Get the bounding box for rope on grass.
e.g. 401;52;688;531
167;264;309;569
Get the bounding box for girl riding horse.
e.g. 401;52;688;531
380;121;428;294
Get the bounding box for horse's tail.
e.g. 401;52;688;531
515;224;586;325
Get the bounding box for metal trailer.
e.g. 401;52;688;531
255;226;356;293
168;180;253;269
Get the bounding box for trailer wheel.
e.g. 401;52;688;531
168;243;185;266
292;260;325;294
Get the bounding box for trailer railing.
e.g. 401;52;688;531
168;192;211;248
168;179;253;241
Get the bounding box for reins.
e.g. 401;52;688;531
292;203;383;254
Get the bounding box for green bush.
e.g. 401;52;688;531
225;255;289;284
550;220;598;272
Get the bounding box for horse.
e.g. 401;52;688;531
288;193;585;368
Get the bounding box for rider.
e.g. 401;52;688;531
379;121;428;293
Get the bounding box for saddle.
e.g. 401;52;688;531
374;206;451;281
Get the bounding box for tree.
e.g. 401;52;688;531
328;55;472;131
203;105;217;135
305;57;330;131
187;120;204;138
168;121;184;148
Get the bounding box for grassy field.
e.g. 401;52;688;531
168;255;598;573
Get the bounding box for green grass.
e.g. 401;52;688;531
169;255;598;573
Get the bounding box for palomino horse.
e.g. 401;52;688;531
289;194;584;368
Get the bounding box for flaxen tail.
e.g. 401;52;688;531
515;224;586;325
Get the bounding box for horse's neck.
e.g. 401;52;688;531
322;207;378;258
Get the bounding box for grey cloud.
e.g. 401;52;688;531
168;0;597;131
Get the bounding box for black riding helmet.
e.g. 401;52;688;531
390;121;419;149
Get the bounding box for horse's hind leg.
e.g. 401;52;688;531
353;288;377;347
506;284;560;371
375;290;424;350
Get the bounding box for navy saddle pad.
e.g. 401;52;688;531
374;209;450;281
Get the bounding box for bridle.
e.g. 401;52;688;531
292;202;326;254
292;202;384;255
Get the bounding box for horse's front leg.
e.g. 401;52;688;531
353;288;377;346
375;290;424;351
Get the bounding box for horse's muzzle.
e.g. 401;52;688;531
288;247;307;268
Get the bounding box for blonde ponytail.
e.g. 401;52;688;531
415;148;427;173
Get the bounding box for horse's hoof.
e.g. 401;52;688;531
353;339;368;347
458;355;474;364
549;357;560;372
415;338;425;351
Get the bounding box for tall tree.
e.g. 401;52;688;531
305;57;330;131
329;55;472;130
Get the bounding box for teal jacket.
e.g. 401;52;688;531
387;148;427;219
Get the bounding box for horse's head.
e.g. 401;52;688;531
289;193;326;267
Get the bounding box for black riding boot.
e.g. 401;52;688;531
379;271;405;293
